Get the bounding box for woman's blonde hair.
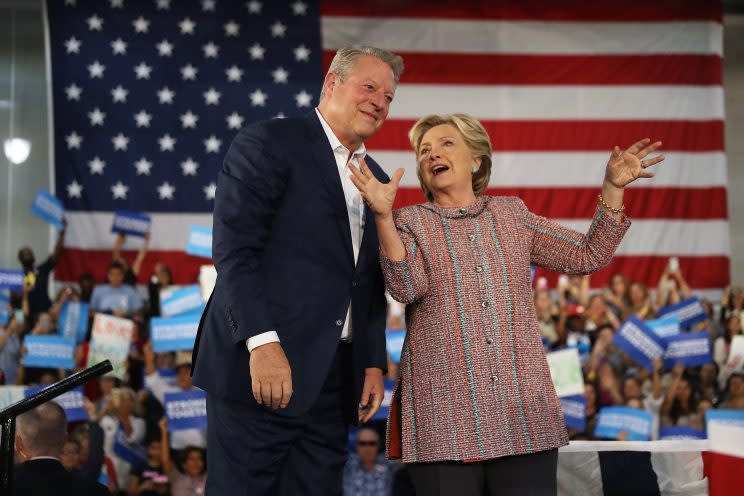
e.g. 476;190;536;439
408;113;493;202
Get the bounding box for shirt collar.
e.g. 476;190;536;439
314;108;366;158
29;456;61;462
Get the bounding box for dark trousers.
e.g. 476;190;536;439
205;343;353;496
407;448;558;496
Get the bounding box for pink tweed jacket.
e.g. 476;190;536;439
381;195;630;463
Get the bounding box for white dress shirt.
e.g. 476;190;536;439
246;108;365;352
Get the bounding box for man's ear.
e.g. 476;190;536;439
322;72;338;96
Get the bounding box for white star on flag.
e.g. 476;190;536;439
203;182;217;200
226;112;244;129
250;89;268;106
295;90;312;107
203;42;219;58
181;158;199;176
158;134;176;151
67;180;83;198
270;21;287;38
202;0;215;11
134;110;152;127
112;133;130;151
246;1;262;14
292;1;308;15
272;67;289;84
133;16;149;33
111;181;128;199
181;64;198;80
157;40;174;56
111;38;127;55
226;65;243;82
204;135;222;153
112;85;128;102
65;84;82;100
179;18;196;34
249;43;265;60
294;44;310;62
88;108;106;126
157;87;175;104
203;88;221;105
65;132;82;149
88;60;105;78
135;157;152;175
134;62;152;79
88;157;106;174
86;15;103;31
180;111;199;128
158;182;176;200
65;37;81;54
224;21;240;36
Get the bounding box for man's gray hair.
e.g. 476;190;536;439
320;46;404;98
18;402;67;456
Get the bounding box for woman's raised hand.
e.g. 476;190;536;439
604;138;665;189
348;158;405;219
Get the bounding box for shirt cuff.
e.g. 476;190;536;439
246;331;280;352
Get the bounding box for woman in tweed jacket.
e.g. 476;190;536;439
349;113;664;495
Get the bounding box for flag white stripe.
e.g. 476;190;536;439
387;85;724;120
321;18;723;55
370;152;727;188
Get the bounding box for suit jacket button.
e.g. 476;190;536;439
459;208;467;215
335;319;344;326
486;338;493;345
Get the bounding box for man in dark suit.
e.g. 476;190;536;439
13;401;108;496
191;46;404;495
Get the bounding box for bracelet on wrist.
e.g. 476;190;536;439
598;193;625;215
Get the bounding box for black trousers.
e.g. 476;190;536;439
407;448;558;496
205;342;353;496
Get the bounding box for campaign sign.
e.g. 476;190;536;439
151;314;200;353
560;395;586;431
87;314;134;379
0;385;25;411
111;210;151;238
158;368;178;388
371;380;397;421
22;335;75;369
657;297;708;329
0;310;8;326
25;386;88;422
612;317;666;371
113;425;147;466
0;269;24;291
646;316;680;339
547;348;584;398
30;189;65;230
58;301;89;343
705;409;744;432
160;285;204;317
663;331;712;369
386;329;405;363
658;426;707;440
594;406;654;441
186;226;212;259
165;390;207;431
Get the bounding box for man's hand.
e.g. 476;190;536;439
358;368;384;423
250;342;293;409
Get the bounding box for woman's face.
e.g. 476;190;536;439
534;290;552;314
60;441;80;471
676;378;692;402
629;283;646;306
417;124;479;201
611;275;627;296
727;316;742;337
183;450;205;478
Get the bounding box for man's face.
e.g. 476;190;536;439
18;248;35;268
320;55;395;147
356;431;379;464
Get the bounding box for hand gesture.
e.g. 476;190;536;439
348;158;404;220
604;139;664;189
358;368;384;423
250;342;293;409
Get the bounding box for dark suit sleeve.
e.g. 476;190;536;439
80;421;104;481
212;124;289;343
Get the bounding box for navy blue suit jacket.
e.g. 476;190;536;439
192;113;389;419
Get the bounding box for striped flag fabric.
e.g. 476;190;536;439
47;0;728;294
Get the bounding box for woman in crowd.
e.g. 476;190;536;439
159;418;206;496
349;112;663;494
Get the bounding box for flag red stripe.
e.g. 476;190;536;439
323;52;722;86
393;187;729;220
55;250;729;290
368;120;724;152
321;0;722;22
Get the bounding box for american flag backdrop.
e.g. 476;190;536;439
45;0;729;295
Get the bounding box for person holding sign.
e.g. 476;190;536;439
350;112;663;494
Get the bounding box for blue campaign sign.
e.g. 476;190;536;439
705;409;744;432
646;316;680;339
658;426;707;440
22;335;75;369
160;285;204;317
25;386;89;422
151;314;200;352
0;269;24;291
111;210;151;238
58;301;89;343
560;395;586;431
658;297;708;329
0;310;9;326
165;390;207;431
386;328;405;363
663;331;712;369
594;407;654;441
30;189;65;230
186;225;212;259
113;425;147;466
371;379;397;421
0;290;9;307
612;317;667;371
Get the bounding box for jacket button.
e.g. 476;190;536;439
335;319;344;326
486;338;493;345
468;234;475;242
491;375;498;382
352;281;358;288
476;265;483;273
459;208;467;215
481;301;489;308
